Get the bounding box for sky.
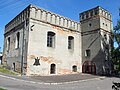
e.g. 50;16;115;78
0;0;120;52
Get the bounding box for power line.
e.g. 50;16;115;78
0;0;31;16
0;0;14;6
0;0;23;10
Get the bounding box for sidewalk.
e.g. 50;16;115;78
0;72;104;84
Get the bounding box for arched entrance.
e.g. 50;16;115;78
50;64;56;74
82;61;96;74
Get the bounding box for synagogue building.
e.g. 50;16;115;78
2;4;113;76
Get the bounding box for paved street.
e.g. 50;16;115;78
30;73;100;83
0;73;119;90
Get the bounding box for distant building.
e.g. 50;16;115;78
2;4;113;76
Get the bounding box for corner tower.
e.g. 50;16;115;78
80;6;113;75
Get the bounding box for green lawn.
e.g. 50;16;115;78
0;65;18;75
0;87;6;90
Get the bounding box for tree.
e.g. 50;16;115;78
114;19;120;47
113;19;120;71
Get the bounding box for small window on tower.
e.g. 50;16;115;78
90;11;93;16
89;23;92;27
85;49;91;57
81;15;84;20
104;34;107;40
86;12;89;18
95;10;98;15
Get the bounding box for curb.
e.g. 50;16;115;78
0;74;106;85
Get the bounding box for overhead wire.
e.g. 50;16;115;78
0;0;24;10
0;0;15;6
0;0;31;16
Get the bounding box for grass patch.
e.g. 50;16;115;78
0;87;6;90
0;65;18;75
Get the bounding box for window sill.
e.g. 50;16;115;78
85;56;90;58
47;46;55;48
68;49;74;52
15;47;19;50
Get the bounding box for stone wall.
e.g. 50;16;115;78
26;19;82;76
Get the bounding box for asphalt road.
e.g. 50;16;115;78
0;74;119;90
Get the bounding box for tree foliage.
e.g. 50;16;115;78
114;20;120;46
112;19;120;71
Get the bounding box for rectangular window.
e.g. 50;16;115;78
15;32;20;49
47;32;55;47
85;49;90;57
68;36;74;49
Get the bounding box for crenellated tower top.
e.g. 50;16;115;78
80;6;112;22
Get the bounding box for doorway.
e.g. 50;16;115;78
50;64;56;74
82;61;96;74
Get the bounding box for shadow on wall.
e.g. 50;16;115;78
92;49;113;75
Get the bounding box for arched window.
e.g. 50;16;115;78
7;37;10;52
15;32;20;49
68;36;74;49
72;65;77;72
47;31;55;47
50;64;56;74
94;10;98;15
81;15;84;20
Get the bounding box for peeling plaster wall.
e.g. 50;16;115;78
27;19;82;76
3;27;24;72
